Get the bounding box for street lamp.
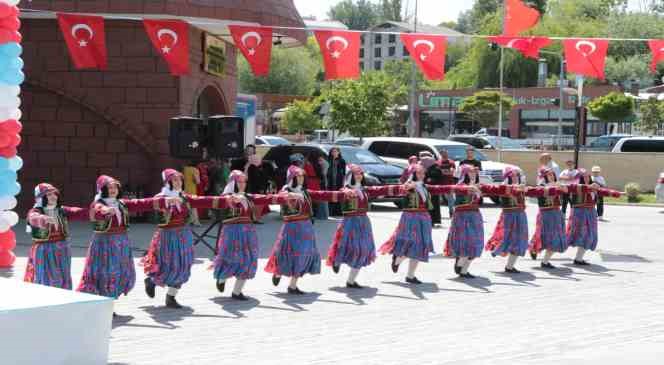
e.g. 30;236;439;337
563;75;586;168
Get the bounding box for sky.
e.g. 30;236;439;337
294;0;646;27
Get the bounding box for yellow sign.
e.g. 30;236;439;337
203;33;226;77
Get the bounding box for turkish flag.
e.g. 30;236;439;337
143;19;189;76
563;39;609;80
229;25;273;77
504;0;540;36
401;34;448;80
489;36;551;59
648;40;664;73
314;30;361;80
56;13;107;70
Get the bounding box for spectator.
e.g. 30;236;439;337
438;149;456;218
327;147;346;216
420;151;443;227
538;153;561;183
317;155;330;220
559;159;578;217
232;144;268;222
183;162;201;225
400;155;419;183
460;147;482;171
591;165;607;221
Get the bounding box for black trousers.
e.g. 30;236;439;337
561;193;570;215
596;196;604;217
429;195;441;225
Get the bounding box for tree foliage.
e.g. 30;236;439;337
322;72;397;138
327;0;404;30
282;99;322;134
587;92;634;122
458;91;515;128
636;97;664;134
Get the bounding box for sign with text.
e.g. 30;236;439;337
203;33;226;77
418;93;592;110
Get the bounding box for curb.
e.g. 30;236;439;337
604;202;664;207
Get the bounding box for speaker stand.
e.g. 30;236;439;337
191;220;221;257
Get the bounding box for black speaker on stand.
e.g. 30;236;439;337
169;116;204;159
207;115;245;159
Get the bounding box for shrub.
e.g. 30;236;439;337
624;182;641;203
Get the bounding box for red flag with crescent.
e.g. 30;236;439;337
56;13;107;70
229;25;273;76
401;34;448;80
648;40;664;73
488;36;551;59
143;19;189;76
314;30;361;80
504;0;541;36
563;38;609;80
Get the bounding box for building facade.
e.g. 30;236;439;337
17;0;305;212
360;21;465;71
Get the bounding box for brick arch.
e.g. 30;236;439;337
24;78;157;156
191;83;230;117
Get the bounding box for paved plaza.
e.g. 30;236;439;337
3;203;664;365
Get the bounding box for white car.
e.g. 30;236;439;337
611;136;664;153
359;137;523;186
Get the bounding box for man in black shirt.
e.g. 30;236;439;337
460;147;482;171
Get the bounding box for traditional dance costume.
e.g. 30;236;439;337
212;170;290;300
566;169;621;265
142;169;224;308
78;176;166;301
379;164;456;284
444;165;503;278
528;167;567;269
25;183;88;289
326;164;404;288
265;165;345;294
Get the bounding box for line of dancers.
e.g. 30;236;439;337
23;162;620;313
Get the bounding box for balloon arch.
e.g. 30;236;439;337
0;0;23;268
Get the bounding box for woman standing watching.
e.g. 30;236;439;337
326;147;346;216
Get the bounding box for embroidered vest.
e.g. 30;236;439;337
30;207;69;241
157;195;192;227
402;189;433;210
221;194;256;223
92;201;129;232
537;186;561;208
342;190;368;214
281;189;313;219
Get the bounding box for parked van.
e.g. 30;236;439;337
611;137;664;153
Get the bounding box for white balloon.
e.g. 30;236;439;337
0;1;20;6
0;211;18;227
0;220;9;233
0;107;20;121
0;86;20;100
0;196;17;210
0;96;20;109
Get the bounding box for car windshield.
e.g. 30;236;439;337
485;136;523;149
435;145;487;161
338;147;384;164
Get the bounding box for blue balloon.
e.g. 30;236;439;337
0;158;8;170
0;69;24;85
8;156;22;171
0;169;17;182
0;43;22;58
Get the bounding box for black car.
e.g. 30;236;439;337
262;144;404;200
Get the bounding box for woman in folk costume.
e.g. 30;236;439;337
265;165;347;295
566;168;621;265
78;176;171;304
25;183;89;289
444;165;504;278
379;163;458;284
326;164;405;288
142;169;227;308
529;166;568;269
212;170;293;300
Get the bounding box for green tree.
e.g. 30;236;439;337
458;91;515;128
587;92;635;123
382;59;422;104
380;0;402;21
605;55;654;88
327;0;378;30
322;72;397;138
238;41;321;96
282;99;322;134
636;97;664;134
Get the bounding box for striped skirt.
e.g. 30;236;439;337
444;210;484;259
213;223;259;280
379;211;433;262
265;220;321;277
486;211;529;257
142;226;194;288
77;233;135;298
529;209;567;253
24;240;72;290
567;207;598;250
326;215;376;269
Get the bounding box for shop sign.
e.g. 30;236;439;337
419;93;592;109
203;33;226;77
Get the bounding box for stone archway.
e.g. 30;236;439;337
194;85;227;121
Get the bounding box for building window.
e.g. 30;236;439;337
360;48;364;58
374;61;382;70
361;35;365;45
389;34;396;43
403;46;409;56
359;62;364;70
374;47;382;58
375;34;382;44
388;46;396;56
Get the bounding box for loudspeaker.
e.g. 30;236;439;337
169;117;203;159
207;115;244;159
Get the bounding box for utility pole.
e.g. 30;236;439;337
407;0;418;137
497;1;506;162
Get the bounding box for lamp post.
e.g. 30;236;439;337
407;0;419;137
564;75;585;168
539;50;565;149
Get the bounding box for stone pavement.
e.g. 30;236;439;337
3;203;664;365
